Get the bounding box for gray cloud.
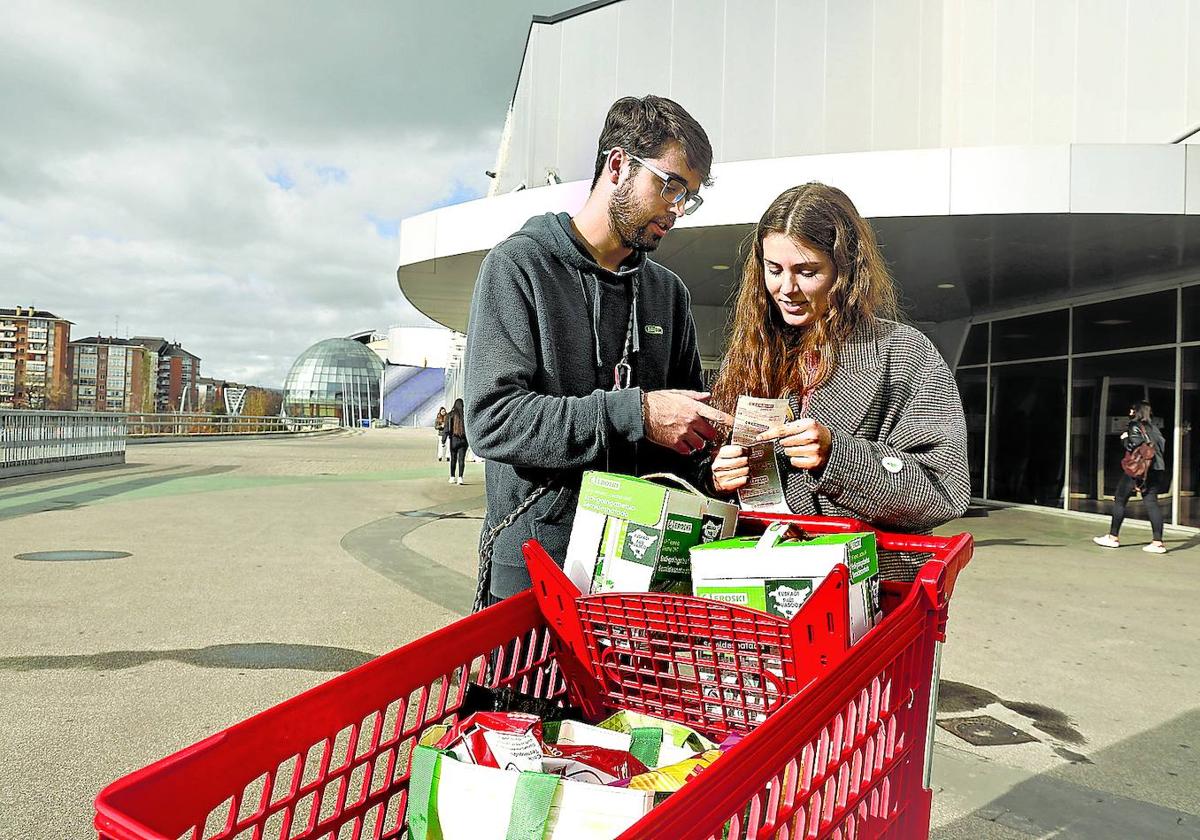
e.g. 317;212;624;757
0;0;552;386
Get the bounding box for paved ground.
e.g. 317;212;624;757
0;429;1196;838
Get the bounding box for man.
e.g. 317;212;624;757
465;94;731;604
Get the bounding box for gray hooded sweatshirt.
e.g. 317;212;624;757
465;212;704;600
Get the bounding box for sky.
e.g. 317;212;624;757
0;0;554;386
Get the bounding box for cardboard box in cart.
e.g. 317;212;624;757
691;525;882;644
563;472;738;594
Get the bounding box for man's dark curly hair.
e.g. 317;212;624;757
591;95;713;190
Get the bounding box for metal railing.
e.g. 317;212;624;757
123;413;335;437
1;410;126;477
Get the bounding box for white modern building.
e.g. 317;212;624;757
397;0;1200;529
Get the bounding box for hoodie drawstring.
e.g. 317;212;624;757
577;267;640;389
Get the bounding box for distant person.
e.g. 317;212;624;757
465;94;732;606
446;398;468;486
708;183;971;580
1093;400;1168;554
434;406;448;461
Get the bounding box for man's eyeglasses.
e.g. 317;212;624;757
601;148;704;215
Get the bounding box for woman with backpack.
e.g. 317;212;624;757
445;398;468;485
1093;400;1168;554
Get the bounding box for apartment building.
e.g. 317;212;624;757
129;337;201;412
69;337;154;412
0;306;72;409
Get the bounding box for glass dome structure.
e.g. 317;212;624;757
282;338;384;422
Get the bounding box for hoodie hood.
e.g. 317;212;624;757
513;212;645;279
510;212;643;369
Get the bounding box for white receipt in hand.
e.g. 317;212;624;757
732;396;793;511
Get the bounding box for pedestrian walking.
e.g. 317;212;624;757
1093;400;1168;554
446;398;468;485
435;406;448;461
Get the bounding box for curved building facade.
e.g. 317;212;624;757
397;0;1200;529
282;338;384;423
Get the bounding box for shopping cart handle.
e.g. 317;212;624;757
524;540;610;719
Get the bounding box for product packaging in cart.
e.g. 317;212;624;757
563;472;738;594
691;522;882;644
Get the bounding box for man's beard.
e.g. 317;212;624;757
608;180;670;252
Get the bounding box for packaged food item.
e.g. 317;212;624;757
435;711;544;772
563;472;738;595
691;522;882;644
540;743;648;785
618;749;723;793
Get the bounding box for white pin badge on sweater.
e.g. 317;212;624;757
882;457;904;474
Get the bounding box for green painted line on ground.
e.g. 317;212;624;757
0;467;183;511
0;464;464;514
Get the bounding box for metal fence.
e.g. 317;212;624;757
0;410;127;478
123;413;335;437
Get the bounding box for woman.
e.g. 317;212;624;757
710;183;970;580
1093;401;1168;554
435;406;448;461
446;398;469;485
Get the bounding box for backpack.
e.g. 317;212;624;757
1120;423;1156;480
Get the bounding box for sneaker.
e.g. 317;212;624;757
456;477;464;485
1143;543;1167;554
448;476;455;484
1092;535;1120;548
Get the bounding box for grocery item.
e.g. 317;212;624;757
620;749;723;793
436;711;544;772
540;743;648;785
563;471;738;595
691;522;882;644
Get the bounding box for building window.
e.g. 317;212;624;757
991;309;1069;362
1072;290;1177;354
959;323;988;366
1183;286;1200;343
955;367;986;497
1068;349;1175;518
988;360;1067;507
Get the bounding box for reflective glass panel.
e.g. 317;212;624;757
1068;349;1175;518
1183;284;1200;343
988;360;1067;506
1072;290;1176;354
1181;348;1199;527
956;367;986;496
959;323;988;367
991;310;1068;362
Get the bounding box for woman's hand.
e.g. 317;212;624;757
711;444;750;492
756;418;832;471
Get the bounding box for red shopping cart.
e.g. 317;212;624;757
95;514;971;840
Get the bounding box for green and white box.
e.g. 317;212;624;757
563;472;739;595
691;523;882;644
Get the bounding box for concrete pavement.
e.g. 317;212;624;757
0;429;1196;838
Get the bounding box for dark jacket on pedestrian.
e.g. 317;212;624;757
1125;419;1166;472
465;212;705;600
446;405;468;448
780;318;971;580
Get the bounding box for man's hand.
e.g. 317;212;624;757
756;418;832;471
711;444;749;492
643;390;732;455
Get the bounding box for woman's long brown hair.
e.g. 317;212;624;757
710;183;899;415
